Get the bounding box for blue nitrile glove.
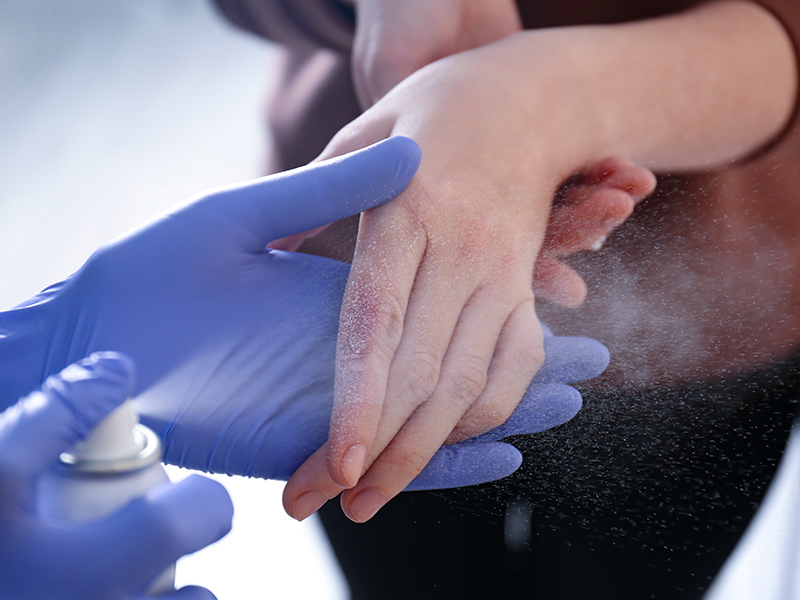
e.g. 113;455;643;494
0;352;232;600
0;135;607;491
406;328;609;490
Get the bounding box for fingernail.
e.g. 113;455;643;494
347;488;387;523
341;444;367;488
291;491;330;521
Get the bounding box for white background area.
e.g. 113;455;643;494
0;1;347;598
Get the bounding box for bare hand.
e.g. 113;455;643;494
284;39;654;523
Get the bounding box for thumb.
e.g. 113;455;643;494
201;136;421;250
97;474;233;592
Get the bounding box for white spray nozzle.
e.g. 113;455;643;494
70;401;145;462
60;401;161;473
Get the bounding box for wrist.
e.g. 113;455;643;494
498;1;797;173
481;30;614;184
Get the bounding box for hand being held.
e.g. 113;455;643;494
285;39;655;522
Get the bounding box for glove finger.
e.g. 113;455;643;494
534;336;610;383
403;442;522;491
203;136;421;250
0;353;133;501
469;383;582;442
95;474;232;590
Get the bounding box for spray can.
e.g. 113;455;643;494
37;400;175;595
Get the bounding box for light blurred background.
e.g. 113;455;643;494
0;1;347;597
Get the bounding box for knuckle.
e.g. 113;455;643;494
402;349;443;401
481;398;519;431
520;336;546;375
392;446;431;478
338;288;405;365
446;360;489;406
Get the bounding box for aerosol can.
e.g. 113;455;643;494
37;400;175;595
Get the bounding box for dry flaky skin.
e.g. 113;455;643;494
277;0;800;523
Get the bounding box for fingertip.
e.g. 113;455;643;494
283;446;342;521
403;442;522;491
176;474;234;528
45;351;136;408
335;443;367;489
288;490;333;522
537;337;611;383
379;135;422;173
144;474;233;550
344;136;422;206
533;256;587;307
85;351;137;383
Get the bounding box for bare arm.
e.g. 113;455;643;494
523;1;796;173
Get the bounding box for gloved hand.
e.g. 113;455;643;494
0;135;606;496
0;352;232;600
0;137;421;482
406;327;608;491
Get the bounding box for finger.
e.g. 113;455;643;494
545;157;656;256
468;383;582;442
327;196;429;489
287;284;510;519
352;262;492;480
447;299;543;443
546;187;635;254
590;157;657;201
0;352;133;503
282;438;525;519
557;157;656;202
403;441;522;491
339;299;540;522
532;253;587;307
198;136;421;250
96;474;233;589
283;443;342;521
317;114;398;161
533;336;611;384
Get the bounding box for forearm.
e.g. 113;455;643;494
505;0;797;174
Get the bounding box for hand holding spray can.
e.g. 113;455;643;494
37;398;175;595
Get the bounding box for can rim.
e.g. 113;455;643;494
59;424;162;474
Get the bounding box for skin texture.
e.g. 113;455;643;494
283;0;798;523
283;159;655;522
